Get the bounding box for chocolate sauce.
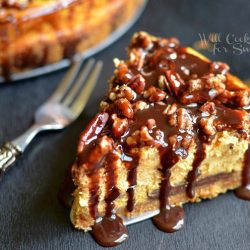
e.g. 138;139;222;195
152;205;184;233
91;215;128;247
91;152;129;247
104;153;120;216
123;152;139;212
66;33;249;246
235;145;250;200
186;135;206;198
152;147;185;232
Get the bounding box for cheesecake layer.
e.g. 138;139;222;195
70;130;248;230
71;171;242;230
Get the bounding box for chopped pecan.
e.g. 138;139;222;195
131;32;153;49
78;112;109;153
163;103;178;115
200;116;216;136
113;58;121;67
117;85;136;101
144;86;166;102
108;91;117;101
140;126;154;142
168;113;177;127
114;62;130;84
129;49;144;70
111;114;128;138
128;74;146;94
205;74;226;94
100;101;109;111
181;134;193;148
187;79;202;92
159;74;173;95
234;90;250;107
217;89;234;104
165;70;185;96
199;102;217;115
156;37;180;49
158;75;167;89
210;62;230;75
115;98;134;119
132;100;149;112
180;66;190;76
167;37;180;48
126;131;140;147
177;108;193;130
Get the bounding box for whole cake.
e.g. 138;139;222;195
60;32;250;247
0;0;144;80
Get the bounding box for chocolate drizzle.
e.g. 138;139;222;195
91;152;128;247
91;215;128;247
152;146;185;232
186;135;206;198
67;33;249;246
123;151;139;212
104;153;120;216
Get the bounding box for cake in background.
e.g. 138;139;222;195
0;0;145;80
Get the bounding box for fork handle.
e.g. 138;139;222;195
0;142;22;178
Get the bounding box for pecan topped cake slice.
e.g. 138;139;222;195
64;32;250;247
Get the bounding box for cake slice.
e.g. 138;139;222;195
66;32;250;247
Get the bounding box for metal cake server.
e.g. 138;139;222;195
0;58;102;178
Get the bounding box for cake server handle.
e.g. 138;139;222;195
0;142;22;178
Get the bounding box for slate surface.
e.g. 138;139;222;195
1;0;250;249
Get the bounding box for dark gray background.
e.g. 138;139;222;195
1;0;250;249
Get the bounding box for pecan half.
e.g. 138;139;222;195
165;70;185;96
111;114;128;138
128;74;146;94
210;62;230;75
115;98;134;119
199;102;217;115
200;116;216;136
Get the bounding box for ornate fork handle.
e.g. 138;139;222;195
0;142;22;177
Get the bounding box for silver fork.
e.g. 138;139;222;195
0;58;103;178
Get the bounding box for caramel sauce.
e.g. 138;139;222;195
59;33;250;246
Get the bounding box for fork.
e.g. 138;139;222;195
0;58;103;178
